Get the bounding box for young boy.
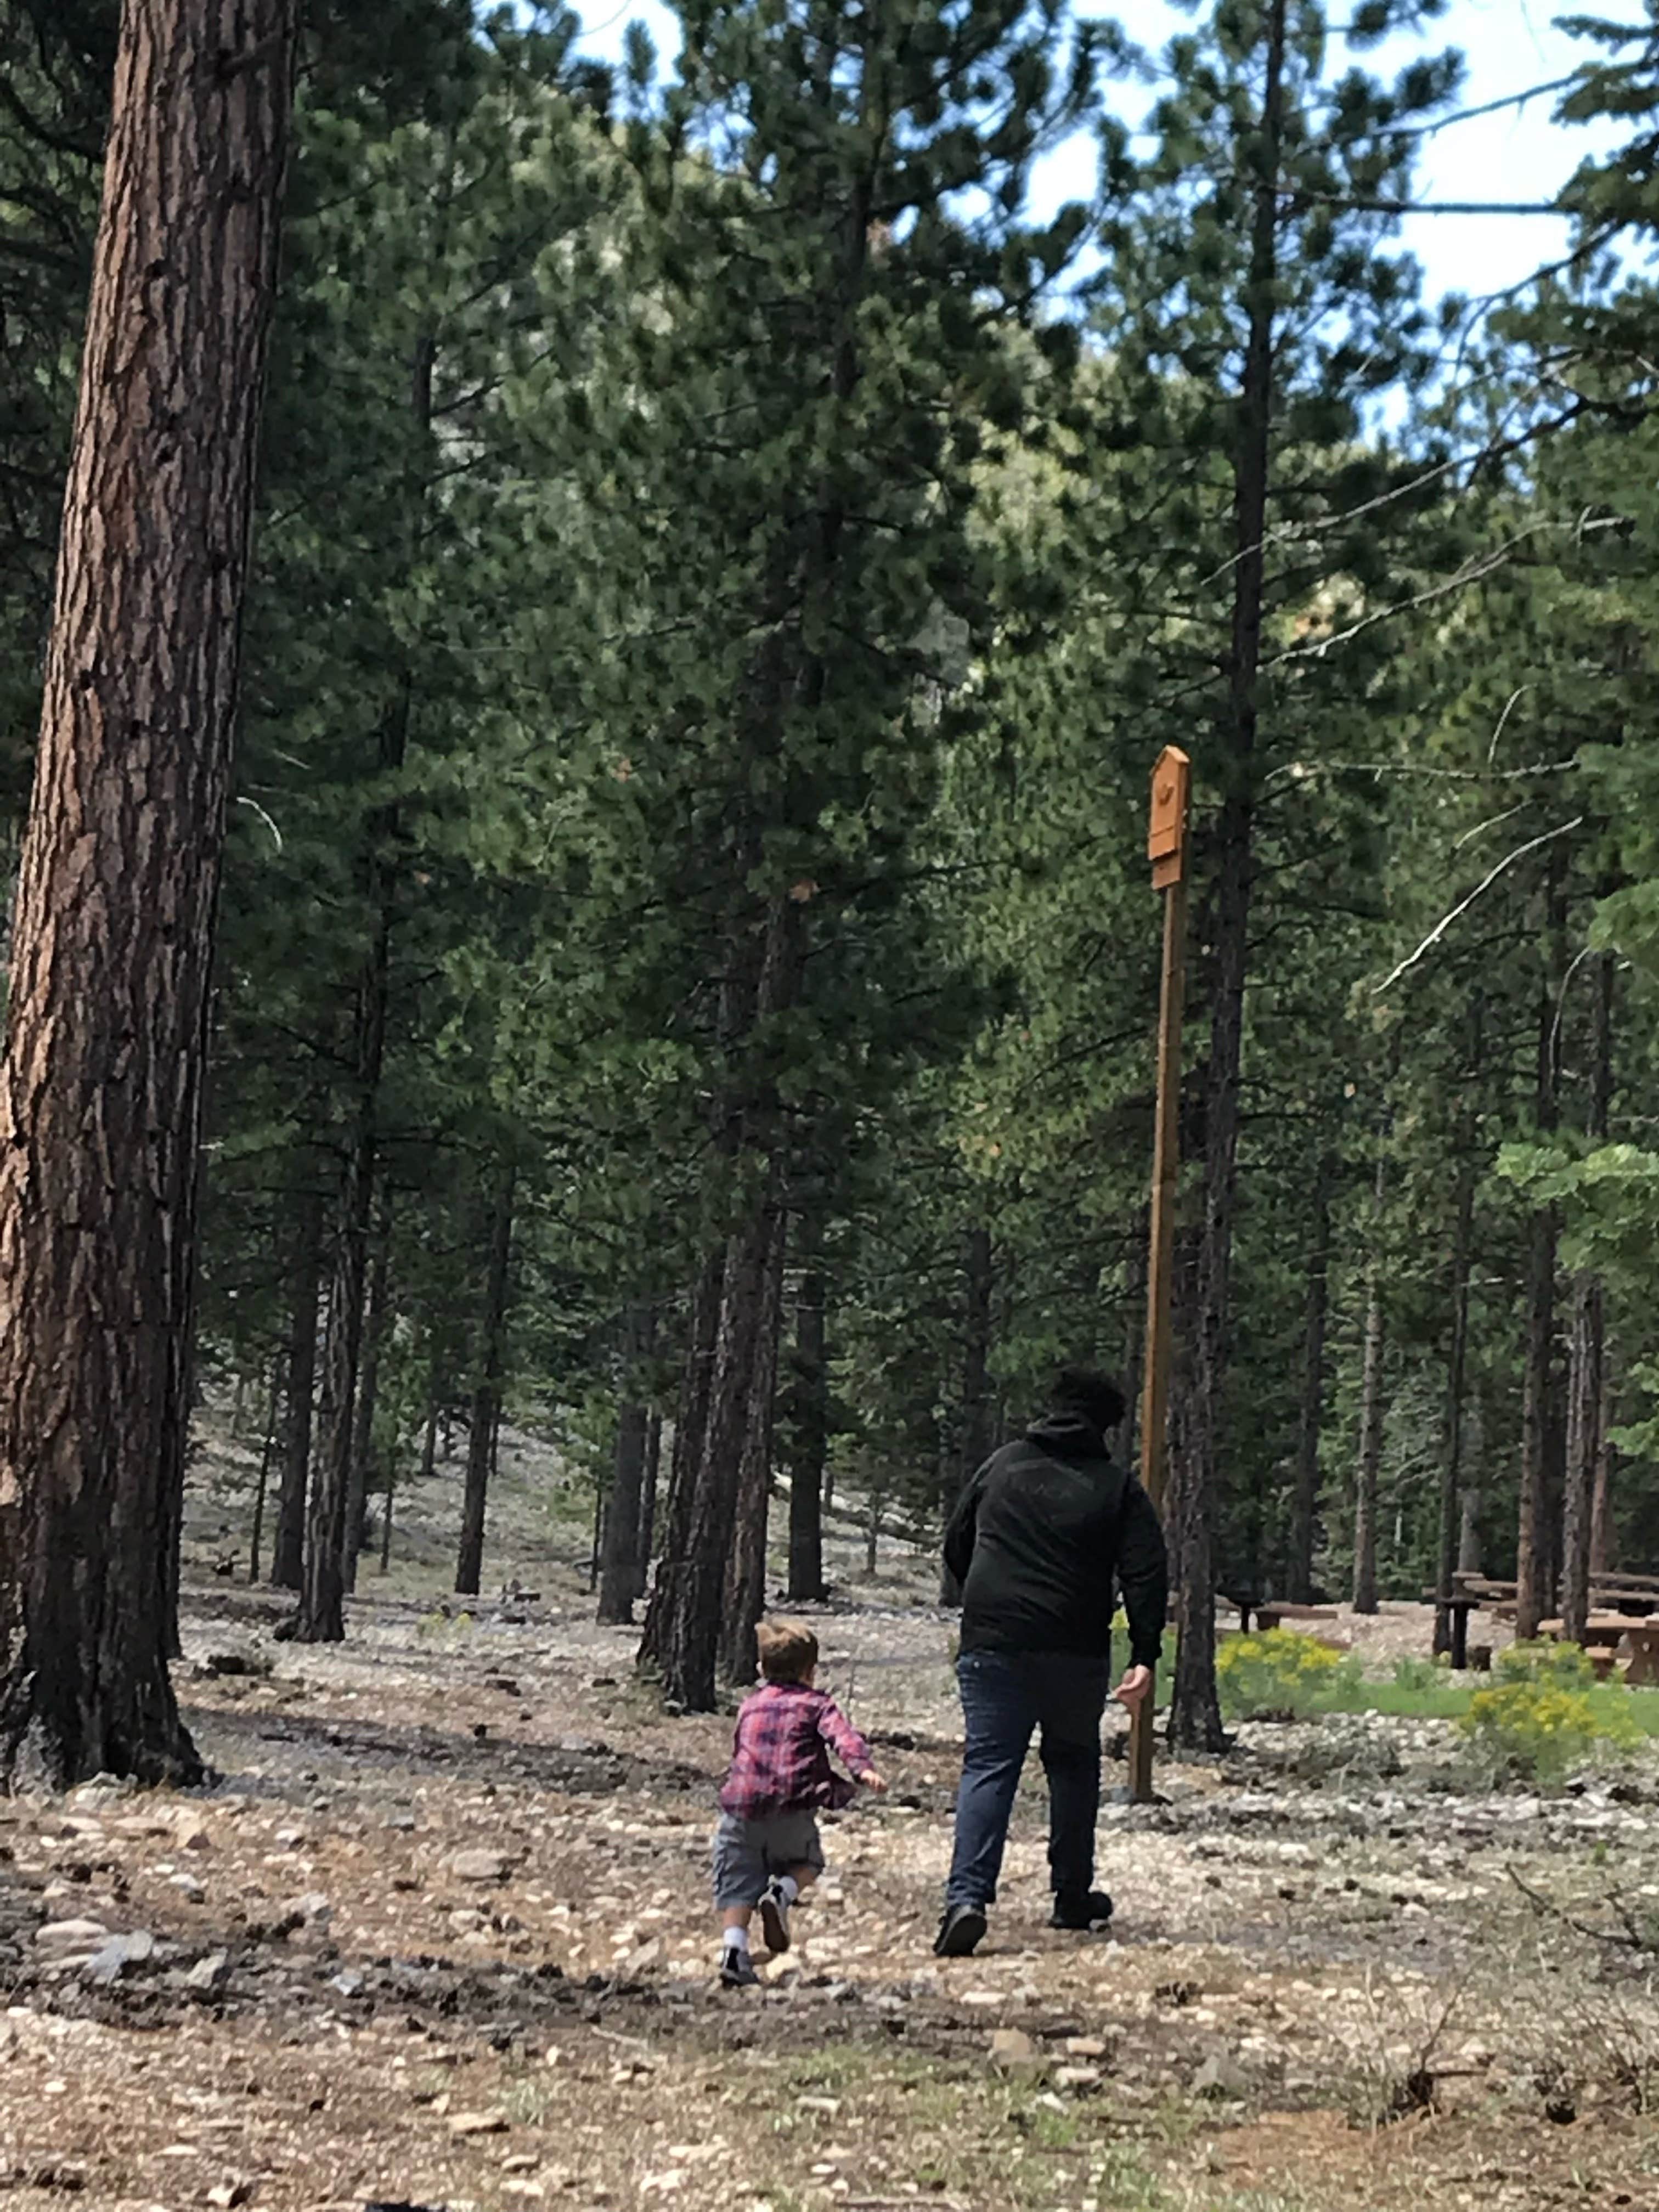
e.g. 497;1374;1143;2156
712;1617;885;1987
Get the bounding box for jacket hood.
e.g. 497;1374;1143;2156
1025;1409;1110;1459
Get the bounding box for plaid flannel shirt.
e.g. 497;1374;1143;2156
718;1680;874;1818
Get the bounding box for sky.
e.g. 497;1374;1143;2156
568;0;1635;311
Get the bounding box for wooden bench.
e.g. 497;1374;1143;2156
1253;1602;1341;1635
1536;1615;1650;1681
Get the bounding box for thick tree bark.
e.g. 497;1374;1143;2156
1561;950;1613;1644
719;1213;788;1682
1351;1142;1388;1616
1516;913;1564;1640
1432;1161;1475;1653
0;0;295;1787
248;1358;281;1585
597;1305;656;1626
640;894;802;1711
1286;1159;1331;1604
456;1161;515;1599
343;1188;392;1594
1167;0;1285;1753
272;1183;323;1589
941;1224;993;1606
1590;1371;1615;1579
636;1412;663;1601
786;1257;830;1603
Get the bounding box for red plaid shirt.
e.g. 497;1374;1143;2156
719;1680;874;1818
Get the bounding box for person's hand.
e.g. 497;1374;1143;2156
859;1768;888;1793
1113;1664;1154;1712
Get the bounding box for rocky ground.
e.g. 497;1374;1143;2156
2;1426;1656;2211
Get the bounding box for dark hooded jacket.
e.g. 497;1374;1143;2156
944;1412;1168;1669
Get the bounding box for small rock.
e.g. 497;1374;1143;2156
501;2154;540;2175
1065;2037;1108;2058
989;2027;1042;2074
170;1874;206;1903
284;1892;331;1926
625;1937;667;1974
206;2183;252;2209
328;1969;365;1998
83;1931;157;1985
450;1850;510;1884
1054;2064;1103;2092
182;1827;212;1854
33;1918;110;1958
186;1951;231;1993
448;2111;509;2137
1193;2053;1250;2101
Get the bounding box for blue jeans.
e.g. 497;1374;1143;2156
946;1650;1109;1910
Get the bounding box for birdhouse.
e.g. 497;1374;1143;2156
1148;745;1190;890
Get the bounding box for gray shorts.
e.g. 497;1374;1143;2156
711;1809;826;1908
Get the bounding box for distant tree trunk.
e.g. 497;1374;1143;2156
273;1185;323;1589
1117;1210;1148;1471
720;1215;787;1681
598;1305;656;1626
1516;891;1565;1641
1287;1159;1331;1604
786;1254;830;1603
1166;1227;1223;1746
380;1454;396;1574
249;1358;282;1585
1352;1138;1389;1617
636;1413;662;1602
1167;0;1285;1755
456;1161;515;1599
1590;1370;1615;1579
420;1352;442;1484
865;1482;885;1577
0;0;295;1787
344;1189;393;1594
1561;950;1613;1645
1458;1488;1483;1578
943;1224;993;1605
1433;1161;1475;1652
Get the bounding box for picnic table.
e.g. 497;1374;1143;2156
1536;1613;1659;1683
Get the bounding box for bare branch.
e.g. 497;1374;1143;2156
1373;818;1584;995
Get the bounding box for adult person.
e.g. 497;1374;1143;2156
935;1367;1168;1958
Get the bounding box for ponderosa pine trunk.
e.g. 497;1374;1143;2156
456;1161;515;1599
272;1183;322;1589
343;1188;392;1593
942;1224;993;1606
635;1412;662;1603
1590;1371;1615;1579
1167;0;1286;1754
1561;949;1613;1645
597;1305;656;1626
1516;887;1564;1641
1351;1142;1388;1616
1287;1158;1331;1604
0;0;295;1787
720;1214;787;1681
1433;1160;1475;1652
786;1257;830;1603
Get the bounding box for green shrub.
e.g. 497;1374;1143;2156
1392;1656;1444;1694
1493;1639;1597;1691
1460;1678;1639;1786
1216;1630;1360;1719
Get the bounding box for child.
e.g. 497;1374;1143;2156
712;1617;885;1987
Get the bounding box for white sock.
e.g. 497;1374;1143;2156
778;1876;800;1907
723;1926;749;1954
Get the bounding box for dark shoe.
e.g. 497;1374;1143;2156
933;1902;988;1957
719;1945;759;1988
1050;1888;1114;1931
759;1878;792;1954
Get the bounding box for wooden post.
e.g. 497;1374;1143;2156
1130;746;1190;1805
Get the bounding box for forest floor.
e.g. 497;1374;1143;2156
3;1417;1658;2212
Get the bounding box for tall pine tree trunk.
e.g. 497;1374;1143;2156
720;1213;787;1681
1433;1161;1475;1652
786;1252;830;1603
343;1188;392;1593
0;0;295;1786
1351;1142;1388;1616
636;1412;663;1603
1168;0;1285;1752
456;1161;515;1599
1561;949;1613;1645
1590;1370;1615;1579
1287;1158;1331;1604
1516;896;1564;1641
272;1183;323;1589
249;1357;281;1585
942;1224;993;1605
598;1305;656;1626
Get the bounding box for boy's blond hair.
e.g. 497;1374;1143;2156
755;1616;819;1684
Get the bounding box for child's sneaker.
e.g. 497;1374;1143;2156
719;1944;759;1988
759;1877;792;1954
